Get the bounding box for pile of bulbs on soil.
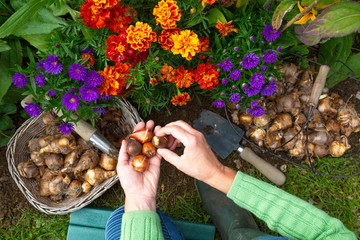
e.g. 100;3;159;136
232;63;360;162
17;109;121;202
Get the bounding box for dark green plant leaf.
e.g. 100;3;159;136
22;33;51;50
326;52;360;88
0;115;13;130
0;39;10;52
318;34;353;81
236;0;249;9
0;129;15;147
0;0;14;14
303;2;360;38
0;64;12;103
272;0;297;30
301;0;339;8
0;0;47;38
207;8;226;26
294;25;322;45
0;103;17;114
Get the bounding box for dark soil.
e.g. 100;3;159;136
1;75;360;229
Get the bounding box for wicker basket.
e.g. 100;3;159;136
6;99;142;215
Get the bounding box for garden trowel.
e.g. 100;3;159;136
193;110;286;186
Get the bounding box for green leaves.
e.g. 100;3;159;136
207;8;226;26
0;0;47;38
0;103;16;147
303;2;360;38
272;0;297;30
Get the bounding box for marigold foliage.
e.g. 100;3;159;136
153;0;182;29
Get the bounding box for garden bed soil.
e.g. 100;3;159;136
1;76;360;230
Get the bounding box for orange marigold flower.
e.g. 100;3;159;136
126;22;157;52
80;0;112;29
216;19;238;38
81;53;96;68
196;36;210;60
168;66;195;88
200;0;217;8
158;28;181;51
98;62;132;96
107;4;133;34
171;30;200;60
195;63;219;90
92;0;119;10
159;63;175;81
171;92;191;106
153;0;182;29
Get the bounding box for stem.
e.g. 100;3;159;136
281;0;322;32
263;0;272;8
0;131;11;138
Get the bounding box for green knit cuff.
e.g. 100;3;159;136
120;211;164;240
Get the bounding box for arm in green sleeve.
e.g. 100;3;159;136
120;211;165;240
227;172;356;240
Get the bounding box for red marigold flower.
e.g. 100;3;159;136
98;62;132;96
106;33;128;62
216;19;238;38
153;0;182;29
168;66;195;88
158;28;181;51
80;0;112;29
81;53;96;68
171;92;191;106
200;0;218;8
93;0;119;9
195;63;219;90
126;22;157;52
107;4;133;34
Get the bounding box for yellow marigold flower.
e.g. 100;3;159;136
200;0;217;8
216;19;238;38
171;92;191;106
171;30;200;60
126;22;157;52
153;0;182;29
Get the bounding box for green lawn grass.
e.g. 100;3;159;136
2;164;359;239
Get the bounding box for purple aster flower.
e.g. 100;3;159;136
250;106;265;117
62;92;81;111
79;85;99;101
232;85;236;90
213;100;225;108
222;78;228;85
43;54;63;75
229;93;241;103
223;49;227;53
70;87;76;93
261;82;277;96
277;47;282;52
261;41;265;45
55;44;60;48
229;69;242;80
24;103;41;117
93;107;106;116
267;6;271;11
68;63;87;81
234;47;239;51
34;74;46;87
251;101;259;108
80;48;94;55
58;122;74;135
244;85;261;97
221;92;225;96
86;70;103;87
250;73;265;88
236;104;241;109
48;89;56;97
270;77;275;82
250;36;255;41
36;61;45;71
12;73;28;88
240;53;260;69
217;59;233;71
261;50;277;63
99;92;112;100
236;39;240;42
261;65;267;72
262;25;281;42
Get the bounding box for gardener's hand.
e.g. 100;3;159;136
117;120;161;212
156;120;236;194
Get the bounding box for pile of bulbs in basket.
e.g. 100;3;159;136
232;63;360;161
17;109;122;202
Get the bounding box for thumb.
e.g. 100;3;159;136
157;148;180;166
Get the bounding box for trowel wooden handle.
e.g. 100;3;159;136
56;110;96;141
309;65;330;107
239;147;286;186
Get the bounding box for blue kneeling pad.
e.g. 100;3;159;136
67;207;216;240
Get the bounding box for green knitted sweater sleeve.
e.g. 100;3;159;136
227;172;356;240
120;211;164;240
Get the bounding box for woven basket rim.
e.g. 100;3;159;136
6;98;142;215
